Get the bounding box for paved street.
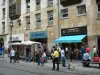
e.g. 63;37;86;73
0;55;100;75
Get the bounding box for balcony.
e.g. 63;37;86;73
9;0;21;20
60;0;83;7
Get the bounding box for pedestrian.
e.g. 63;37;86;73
67;47;75;69
80;45;86;61
86;46;91;54
40;52;46;66
65;46;68;58
61;48;66;67
8;47;11;57
52;47;59;71
10;48;15;63
15;50;19;63
37;46;43;66
92;46;97;59
26;46;31;63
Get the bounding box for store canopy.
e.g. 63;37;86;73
21;40;41;45
54;34;86;43
10;42;22;45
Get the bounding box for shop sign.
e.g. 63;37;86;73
61;26;87;36
30;31;47;39
9;37;19;41
7;34;24;43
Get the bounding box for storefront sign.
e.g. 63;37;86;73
30;31;47;39
7;34;24;43
61;26;87;36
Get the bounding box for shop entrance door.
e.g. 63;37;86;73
97;37;100;57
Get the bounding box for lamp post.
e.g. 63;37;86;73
57;0;60;38
10;21;13;49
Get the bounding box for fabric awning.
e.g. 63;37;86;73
54;34;86;43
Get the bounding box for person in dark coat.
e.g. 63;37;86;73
15;50;20;63
26;46;31;63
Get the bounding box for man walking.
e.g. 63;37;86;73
10;48;15;63
26;46;31;63
61;48;66;67
52;47;59;71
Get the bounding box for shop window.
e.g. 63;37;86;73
47;10;53;26
48;0;53;7
2;22;5;34
26;16;30;29
36;0;41;10
97;3;100;19
36;13;41;28
77;4;86;16
61;8;68;19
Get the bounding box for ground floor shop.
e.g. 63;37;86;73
54;26;100;58
30;31;48;52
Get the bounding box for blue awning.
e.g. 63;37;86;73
54;35;86;43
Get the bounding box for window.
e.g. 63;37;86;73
97;3;100;12
26;0;30;13
61;8;68;19
97;3;100;19
26;16;30;29
2;0;6;6
17;19;21;26
36;0;40;10
77;5;86;15
47;10;53;25
2;8;5;20
2;22;5;34
12;5;16;14
36;13;41;27
48;0;53;7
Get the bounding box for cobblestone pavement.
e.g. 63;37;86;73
0;55;100;75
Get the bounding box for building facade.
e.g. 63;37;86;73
0;0;100;53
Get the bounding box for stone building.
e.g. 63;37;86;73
0;0;100;55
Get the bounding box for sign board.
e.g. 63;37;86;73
61;26;87;36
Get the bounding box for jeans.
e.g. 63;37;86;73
61;57;66;67
26;55;30;63
10;56;15;63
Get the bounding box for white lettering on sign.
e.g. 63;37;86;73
67;28;80;33
9;37;19;41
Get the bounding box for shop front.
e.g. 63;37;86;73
6;33;24;56
54;26;87;60
30;31;48;52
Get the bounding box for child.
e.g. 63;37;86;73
93;53;100;62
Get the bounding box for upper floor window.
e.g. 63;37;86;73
97;3;100;19
17;19;21;26
2;0;6;6
61;8;68;19
77;5;86;16
36;0;41;10
48;0;53;7
2;8;5;20
47;10;53;25
2;22;5;34
26;0;30;13
97;3;100;12
36;13;41;28
26;16;30;29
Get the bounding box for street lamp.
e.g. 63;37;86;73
10;21;13;49
57;0;60;38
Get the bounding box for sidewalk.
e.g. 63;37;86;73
3;54;100;74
